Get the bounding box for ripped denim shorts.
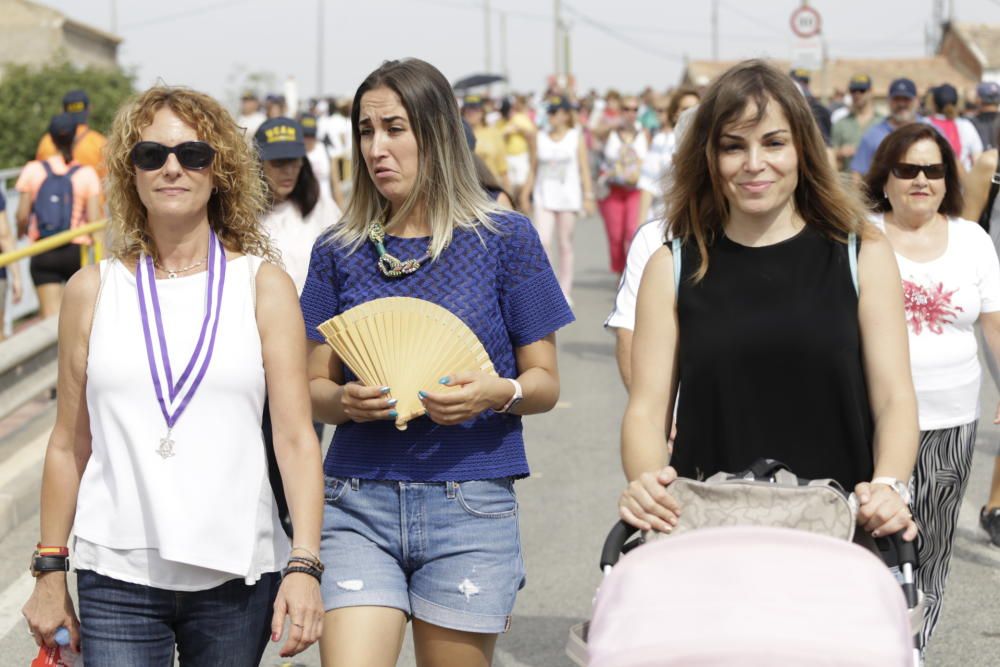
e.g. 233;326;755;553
319;477;526;634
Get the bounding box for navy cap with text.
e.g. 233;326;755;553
254;117;306;161
298;113;319;138
848;74;872;92
62;89;89;122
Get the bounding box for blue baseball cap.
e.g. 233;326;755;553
298;113;318;138
932;83;959;109
255;117;306;161
888;78;917;99
62;89;89;123
546;95;573;114
978;81;1000;105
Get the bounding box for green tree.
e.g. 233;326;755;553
0;60;135;169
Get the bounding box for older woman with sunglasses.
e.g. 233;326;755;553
865;122;1000;653
22;86;324;666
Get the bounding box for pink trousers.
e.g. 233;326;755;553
598;185;641;274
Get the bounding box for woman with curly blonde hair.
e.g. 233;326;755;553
22;86;325;666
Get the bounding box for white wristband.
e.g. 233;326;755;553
871;476;911;505
494;378;523;414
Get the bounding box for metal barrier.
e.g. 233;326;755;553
0;220;107;269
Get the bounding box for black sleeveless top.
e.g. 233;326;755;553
671;225;874;490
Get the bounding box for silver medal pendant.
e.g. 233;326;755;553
157;431;175;459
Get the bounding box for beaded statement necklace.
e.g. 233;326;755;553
368;219;435;278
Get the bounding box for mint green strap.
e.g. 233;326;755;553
671;237;682;293
848;232;859;297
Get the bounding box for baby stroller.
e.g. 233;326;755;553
567;461;923;666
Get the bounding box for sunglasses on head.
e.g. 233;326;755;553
131;141;216;171
891;162;945;180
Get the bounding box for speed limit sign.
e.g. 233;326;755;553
790;5;822;38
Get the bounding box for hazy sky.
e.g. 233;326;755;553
39;0;1000;105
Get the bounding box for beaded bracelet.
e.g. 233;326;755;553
287;556;324;572
283;564;322;583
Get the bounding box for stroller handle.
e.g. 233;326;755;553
875;532;920;609
600;520;642;571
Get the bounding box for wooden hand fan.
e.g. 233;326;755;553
317;296;497;430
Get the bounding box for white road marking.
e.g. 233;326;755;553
0;431;48;492
0;573;35;639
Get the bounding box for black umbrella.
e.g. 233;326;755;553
452;73;506;91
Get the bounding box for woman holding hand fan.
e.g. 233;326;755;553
300;58;574;667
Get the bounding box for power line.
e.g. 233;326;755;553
122;0;258;29
562;3;686;62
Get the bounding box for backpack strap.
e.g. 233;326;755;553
979;155;1000;231
41;161;53;177
66;164;81;178
671;237;682;294
848;232;859;297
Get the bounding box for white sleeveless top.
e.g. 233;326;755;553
74;255;288;590
533;127;582;212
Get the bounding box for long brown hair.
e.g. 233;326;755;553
667;59;868;282
329;58;499;258
105;86;277;263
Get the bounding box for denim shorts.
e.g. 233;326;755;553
320;476;526;634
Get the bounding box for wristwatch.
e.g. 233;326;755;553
493;378;523;414
30;553;70;577
871;476;911;505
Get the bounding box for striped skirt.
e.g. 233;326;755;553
911;421;977;651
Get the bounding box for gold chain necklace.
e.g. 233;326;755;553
368;220;434;278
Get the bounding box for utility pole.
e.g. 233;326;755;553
317;0;325;97
711;0;719;61
484;0;492;72
554;0;562;76
499;11;509;93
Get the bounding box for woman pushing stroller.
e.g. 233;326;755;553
618;61;919;544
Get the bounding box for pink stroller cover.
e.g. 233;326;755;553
588;526;912;667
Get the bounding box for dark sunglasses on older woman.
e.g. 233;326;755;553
131;141;216;171
891;162;945;180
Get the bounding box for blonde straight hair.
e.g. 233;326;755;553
331;58;501;257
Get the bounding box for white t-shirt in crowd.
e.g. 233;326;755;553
236;111;266;142
533;127;582;212
263;195;341;295
872;214;1000;430
637;130;677;223
307;142;334;202
319;113;351;161
605;219;670;332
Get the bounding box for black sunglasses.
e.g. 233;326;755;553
891;162;945;180
131;141;216;171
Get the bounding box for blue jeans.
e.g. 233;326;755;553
77;569;280;666
320;477;526;634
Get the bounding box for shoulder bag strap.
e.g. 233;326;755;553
848;232;859;297
671;237;682;293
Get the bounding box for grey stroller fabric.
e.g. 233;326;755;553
643;468;856;544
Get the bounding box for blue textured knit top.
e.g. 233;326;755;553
300;211;575;481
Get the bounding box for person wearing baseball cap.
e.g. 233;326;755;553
255;117;340;296
831;74;884;172
35;89;108;179
850;77;929;178
972;81;1000;150
462;94;510;193
928;83;983;170
299;112;345;209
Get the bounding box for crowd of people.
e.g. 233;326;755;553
4;55;1000;666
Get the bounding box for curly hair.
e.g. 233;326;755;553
104;86;277;263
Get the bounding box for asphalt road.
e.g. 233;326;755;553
1;215;998;666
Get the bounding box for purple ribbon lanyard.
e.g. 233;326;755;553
136;229;226;431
